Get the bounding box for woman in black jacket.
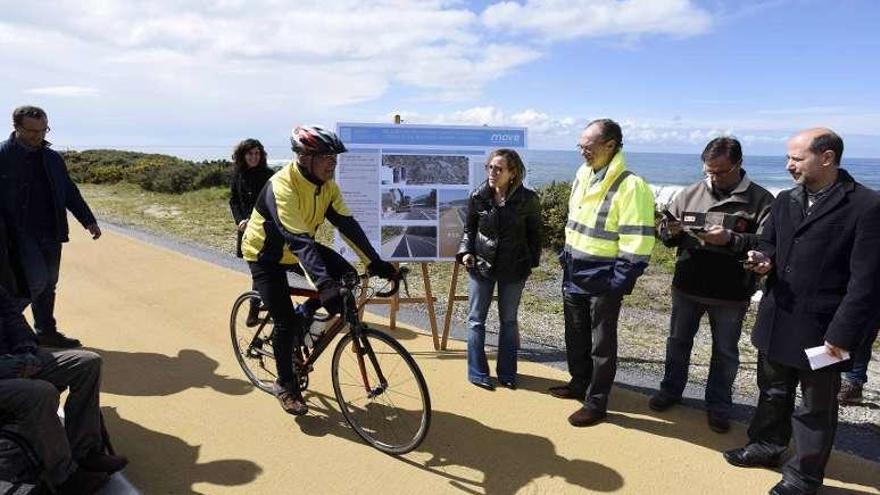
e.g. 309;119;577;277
229;139;274;325
456;149;542;390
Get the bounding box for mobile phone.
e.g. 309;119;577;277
662;209;677;222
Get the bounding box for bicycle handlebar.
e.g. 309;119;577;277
339;266;409;299
374;266;409;298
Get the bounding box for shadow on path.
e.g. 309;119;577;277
90;348;252;397
102;407;262;495
295;390;622;494
515;372;879;494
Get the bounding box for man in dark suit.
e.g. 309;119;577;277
0;105;102;349
723;128;880;495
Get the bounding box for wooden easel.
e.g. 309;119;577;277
440;262;467;350
352;114;443;350
358;264;441;350
440;262;499;351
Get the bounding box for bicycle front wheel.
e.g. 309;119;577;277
230;291;276;394
331;328;431;455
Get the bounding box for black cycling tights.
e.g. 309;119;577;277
248;244;355;389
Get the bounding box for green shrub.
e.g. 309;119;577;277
536;181;571;252
62;149;233;193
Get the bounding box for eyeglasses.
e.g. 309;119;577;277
702;163;739;177
485;164;507;174
17;125;50;134
576;139;609;154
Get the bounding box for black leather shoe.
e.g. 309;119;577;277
499;380;517;390
769;479;816;495
245;304;262;327
78;451;129;474
707;412;731;433
471;379;495;391
35;330;81;348
548;385;585;400
648;393;680;412
723;444;784;468
568;407;606;427
56;468;109;495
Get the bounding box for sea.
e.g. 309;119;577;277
524;149;880;204
97;145;879;204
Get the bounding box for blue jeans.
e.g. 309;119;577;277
844;327;878;385
659;291;747;416
466;272;526;384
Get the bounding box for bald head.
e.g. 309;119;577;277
792;127;844;166
786;128;843;191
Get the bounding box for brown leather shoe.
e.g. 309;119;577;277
277;389;308;415
838;379;863;405
78;451;129;473
548;385;586;400
707;412;731;433
648;393;680;412
568;407;606;427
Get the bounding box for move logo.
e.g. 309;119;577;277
490;133;522;144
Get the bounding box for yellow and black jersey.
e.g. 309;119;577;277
241;162;379;289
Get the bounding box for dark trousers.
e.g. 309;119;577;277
20;239;62;334
0;349;103;486
247;245;355;389
563;291;624;412
747;353;841;491
659;291;747;416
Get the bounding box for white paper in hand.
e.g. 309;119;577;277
804;345;851;370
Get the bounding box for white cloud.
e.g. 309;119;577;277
2;1;522;107
23;86;100;97
481;0;712;42
391;105;796;150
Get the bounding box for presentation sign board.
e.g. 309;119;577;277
334;122;527;262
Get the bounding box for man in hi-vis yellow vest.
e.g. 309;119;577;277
549;118;656;427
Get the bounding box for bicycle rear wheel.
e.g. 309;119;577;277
331;328;431;455
230;291;276;394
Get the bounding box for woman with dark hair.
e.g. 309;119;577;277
229;138;274;325
456;149;542;390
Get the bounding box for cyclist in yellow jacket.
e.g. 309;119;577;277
548;118;656;427
241;125;396;415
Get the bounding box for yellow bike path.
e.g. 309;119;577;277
55;228;879;494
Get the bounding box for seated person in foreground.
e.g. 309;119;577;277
0;213;128;495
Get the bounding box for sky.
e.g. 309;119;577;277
1;0;879;159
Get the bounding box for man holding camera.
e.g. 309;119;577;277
651;137;773;433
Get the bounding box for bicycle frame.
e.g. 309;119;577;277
245;274;392;395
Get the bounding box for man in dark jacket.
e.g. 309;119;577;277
0;212;127;494
0;105;101;349
724;128;880;495
650;137;774;434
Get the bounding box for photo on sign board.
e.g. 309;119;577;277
381;154;468;185
381;188;437;221
438;189;470;258
381;226;438;259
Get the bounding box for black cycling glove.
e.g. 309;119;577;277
319;283;344;316
368;260;397;280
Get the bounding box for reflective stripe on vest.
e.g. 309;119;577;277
566;170;638;241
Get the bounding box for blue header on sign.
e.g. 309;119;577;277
338;123;526;148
